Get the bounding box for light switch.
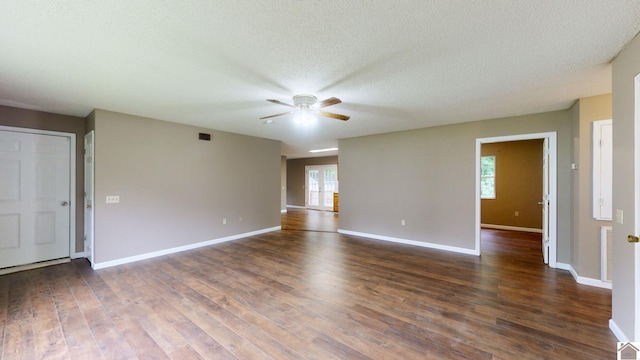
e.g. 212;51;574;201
106;195;120;204
616;209;624;224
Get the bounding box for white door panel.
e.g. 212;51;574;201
0;130;70;268
542;137;550;264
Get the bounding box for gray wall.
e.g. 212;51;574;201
612;34;640;341
91;109;281;264
339;110;572;261
0;105;86;253
287;155;339;206
570;94;612;280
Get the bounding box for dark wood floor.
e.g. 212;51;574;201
0;208;616;359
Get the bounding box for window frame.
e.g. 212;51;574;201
480;155;496;199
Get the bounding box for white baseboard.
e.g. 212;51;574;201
609;319;629;342
71;251;86;259
286;205;306;209
555;262;572;271
481;224;542;233
92;226;281;270
337;229;479;256
556;262;612;289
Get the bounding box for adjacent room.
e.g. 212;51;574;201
1;1;640;358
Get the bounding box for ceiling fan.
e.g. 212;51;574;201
260;94;350;121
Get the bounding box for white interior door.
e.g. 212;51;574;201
541;137;550;264
0;130;71;268
305;165;338;211
84;131;95;266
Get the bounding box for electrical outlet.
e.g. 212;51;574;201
514;211;519;217
106;195;119;203
239;216;243;222
222;218;227;225
401;220;405;226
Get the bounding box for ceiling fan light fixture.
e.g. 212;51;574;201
294;111;317;126
309;147;338;153
292;94;317;108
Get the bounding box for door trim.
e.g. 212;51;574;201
475;132;557;267
84;131;95;266
0;125;77;259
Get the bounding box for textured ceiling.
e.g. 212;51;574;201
1;1;639;158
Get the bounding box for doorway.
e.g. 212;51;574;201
0;126;76;269
305;164;338;211
476;132;557;267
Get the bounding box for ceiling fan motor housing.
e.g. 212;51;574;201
293;94;317;109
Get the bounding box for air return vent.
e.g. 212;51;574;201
198;133;211;141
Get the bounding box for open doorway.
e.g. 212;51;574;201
476;132;557;267
284;156;340;231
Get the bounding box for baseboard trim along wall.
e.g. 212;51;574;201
556;262;612;290
481;224;543;233
286;205;306;209
92;226;282;270
609;319;628;342
337;229;479;256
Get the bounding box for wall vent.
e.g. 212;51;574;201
198;133;211;141
601;226;612;283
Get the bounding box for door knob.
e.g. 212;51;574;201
61;201;69;206
628;235;640;243
86;204;92;209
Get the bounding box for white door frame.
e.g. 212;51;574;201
634;74;640;339
84;131;95;266
475;132;557;267
0;125;77;259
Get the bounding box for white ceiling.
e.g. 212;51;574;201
1;1;639;158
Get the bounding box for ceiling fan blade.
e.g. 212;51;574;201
259;111;295;120
316;97;342;108
266;99;295;108
317;110;350;121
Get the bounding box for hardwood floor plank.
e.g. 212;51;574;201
0;210;618;359
31;286;69;360
49;278;103;359
186;245;426;359
82;306;138;359
3;321;35;360
494;317;612;359
148;267;270;359
33;327;69;360
311;333;373;360
168;345;205;360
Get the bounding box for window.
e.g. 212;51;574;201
480;155;496;199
